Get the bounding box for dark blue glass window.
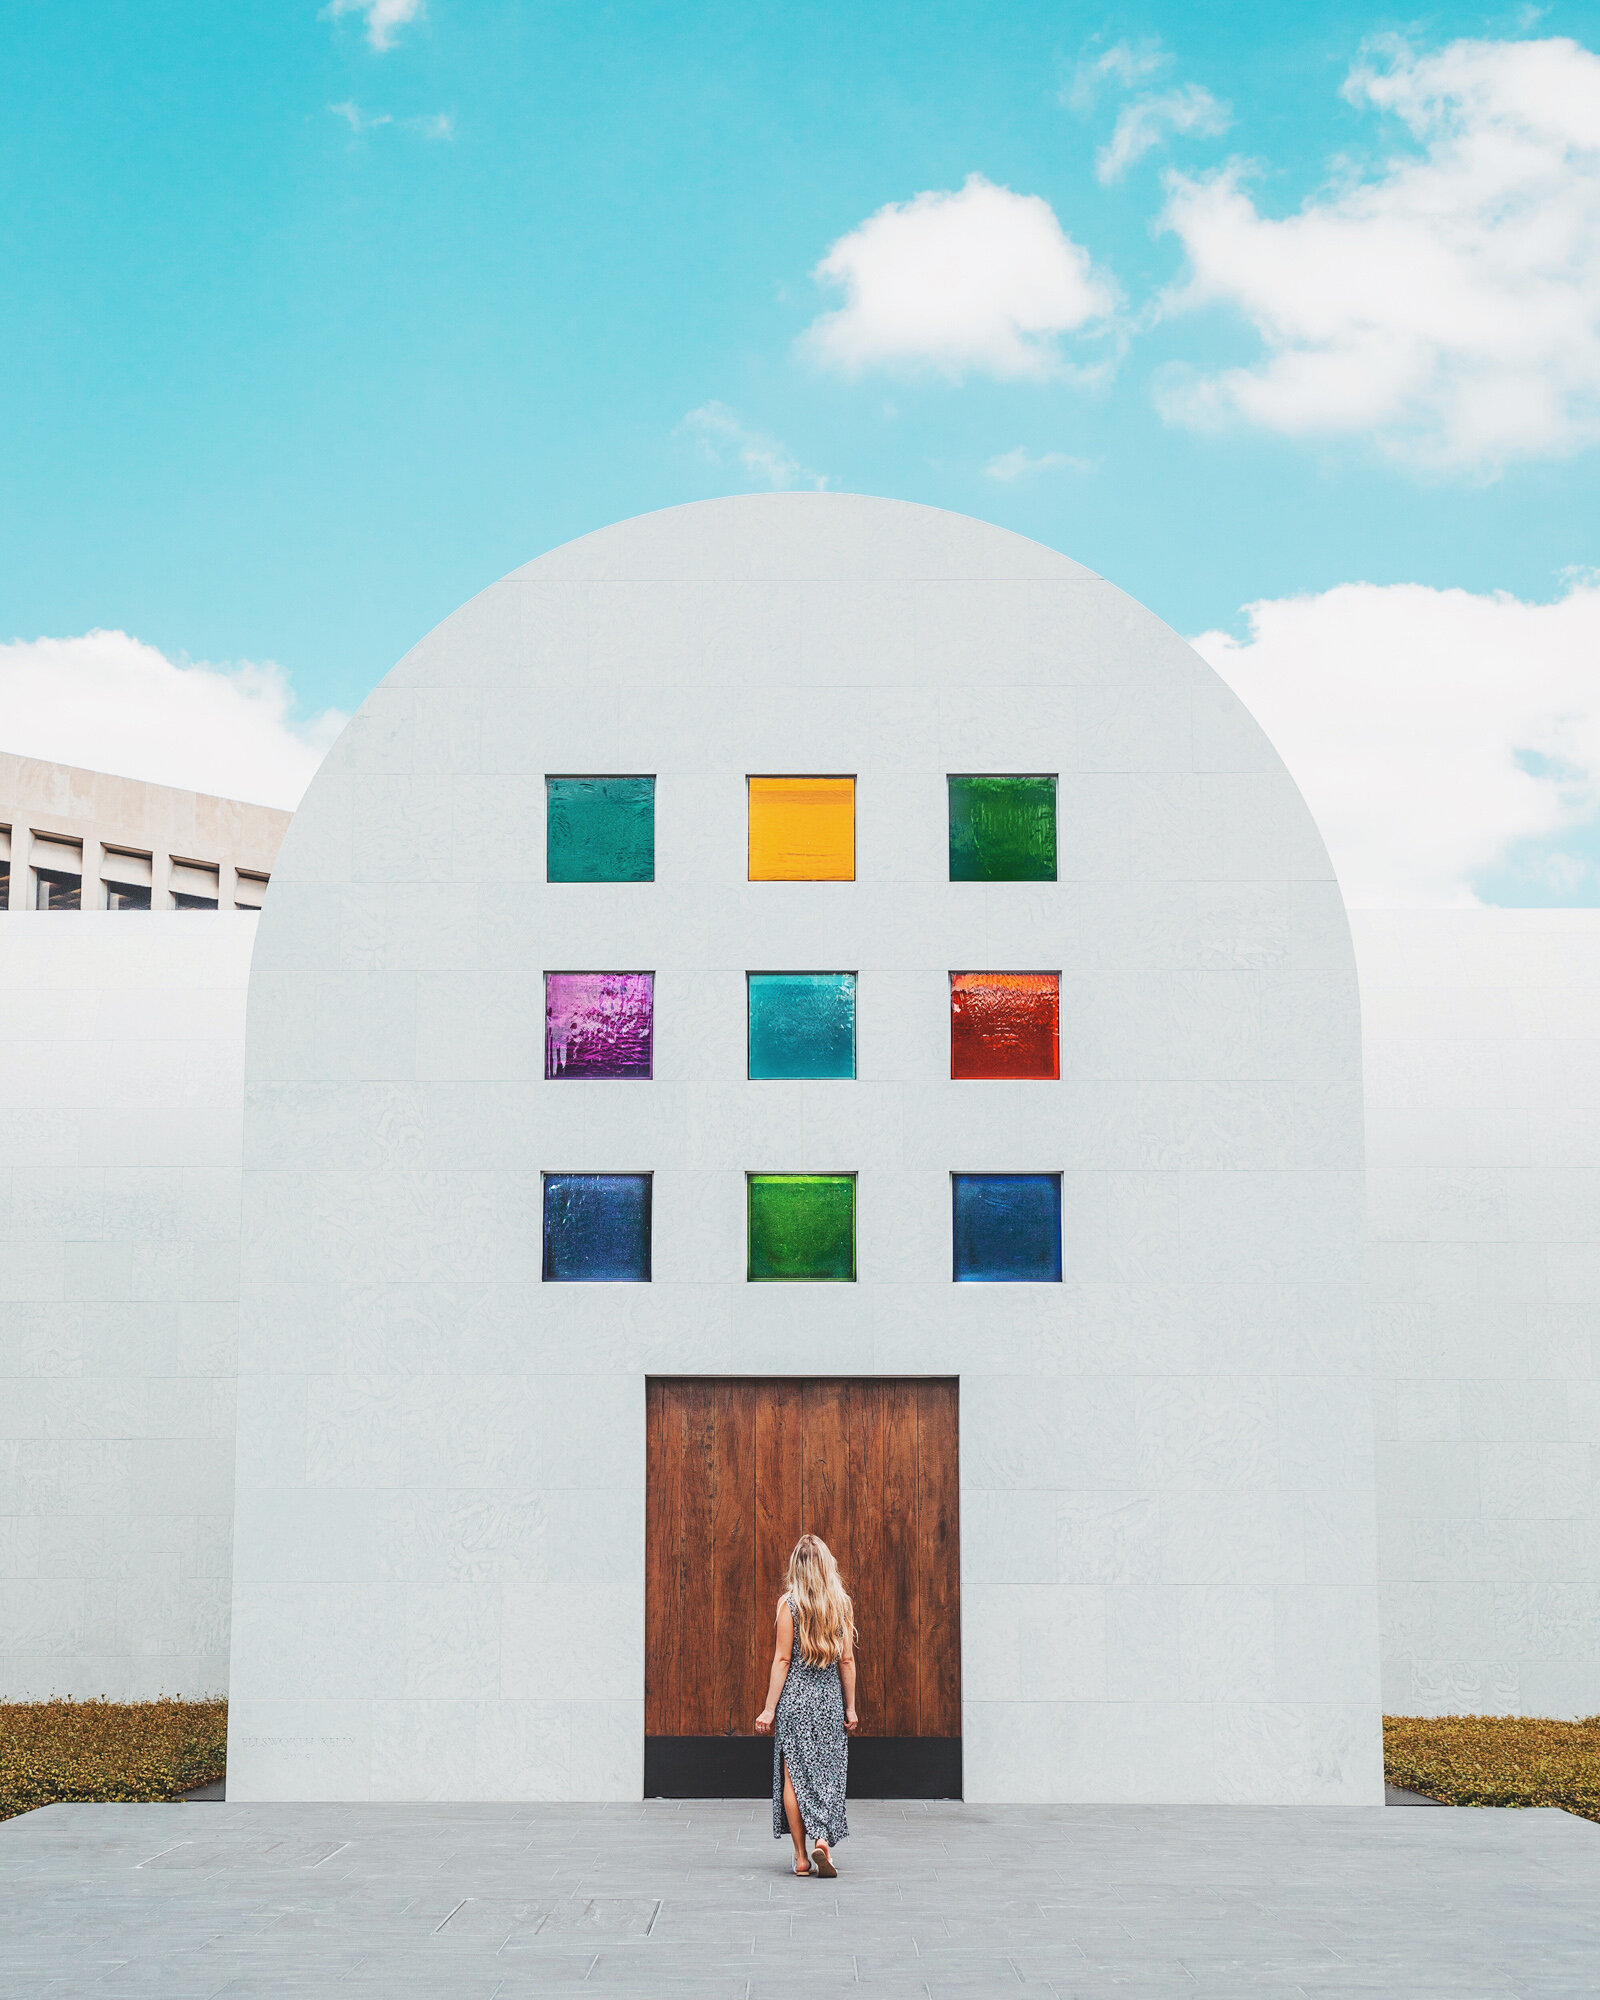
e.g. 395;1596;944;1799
952;1173;1062;1282
542;1173;652;1281
748;973;856;1080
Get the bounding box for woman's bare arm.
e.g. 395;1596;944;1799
754;1597;793;1733
840;1642;858;1731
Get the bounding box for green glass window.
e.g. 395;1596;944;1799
747;1174;856;1281
948;774;1057;882
546;776;655;882
748;973;856;1080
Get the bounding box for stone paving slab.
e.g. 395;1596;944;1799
0;1798;1595;1998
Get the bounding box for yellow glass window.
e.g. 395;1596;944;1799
747;776;855;881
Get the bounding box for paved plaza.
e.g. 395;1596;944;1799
1;1797;1596;1999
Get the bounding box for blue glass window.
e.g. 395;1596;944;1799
952;1173;1062;1282
542;1173;652;1281
747;973;856;1080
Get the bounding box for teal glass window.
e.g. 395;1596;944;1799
546;776;655;882
747;973;856;1080
747;1174;855;1281
948;775;1057;882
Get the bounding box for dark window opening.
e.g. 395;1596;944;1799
106;883;152;911
36;870;81;910
172;893;219;911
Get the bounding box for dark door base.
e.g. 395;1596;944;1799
645;1736;961;1800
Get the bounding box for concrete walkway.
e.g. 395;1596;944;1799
2;1798;1595;1998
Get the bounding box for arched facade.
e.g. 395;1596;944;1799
228;494;1381;1803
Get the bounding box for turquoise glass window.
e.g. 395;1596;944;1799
952;1173;1062;1281
748;1174;856;1281
948;775;1057;882
747;973;856;1080
546;776;655;882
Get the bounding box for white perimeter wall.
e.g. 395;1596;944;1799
228;495;1382;1805
0;915;251;1698
1355;910;1600;1718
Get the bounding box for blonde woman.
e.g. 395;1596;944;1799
755;1533;858;1877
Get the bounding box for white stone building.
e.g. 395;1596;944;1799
0;497;1595;1806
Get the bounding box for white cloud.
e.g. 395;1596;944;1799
983;446;1093;480
803;174;1118;381
0;631;345;808
1066;38;1168;113
1158;36;1600;468
329;101;452;138
1096;85;1231;184
1192;576;1600;905
329;100;391;133
678;403;827;490
325;0;422;53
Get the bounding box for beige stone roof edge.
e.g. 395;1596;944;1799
0;747;294;825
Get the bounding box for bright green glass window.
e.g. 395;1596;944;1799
748;973;856;1080
747;1174;856;1281
546;776;655;882
948;775;1056;882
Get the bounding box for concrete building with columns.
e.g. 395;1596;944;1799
1;496;1596;1806
1;751;288;914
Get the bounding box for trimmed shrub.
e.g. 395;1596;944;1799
0;1698;226;1822
1385;1713;1600;1822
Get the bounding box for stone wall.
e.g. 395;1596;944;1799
1357;909;1600;1719
0;915;252;1698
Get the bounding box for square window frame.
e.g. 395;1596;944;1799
543;969;657;1081
947;772;1058;884
948;969;1062;1081
541;1170;654;1282
745;1170;858;1282
745;969;858;1081
950;1170;1063;1283
545;773;657;884
746;774;857;883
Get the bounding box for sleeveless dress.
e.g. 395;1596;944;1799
772;1593;849;1846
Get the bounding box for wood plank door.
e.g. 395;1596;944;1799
645;1377;960;1798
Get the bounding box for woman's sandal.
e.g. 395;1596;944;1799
811;1843;837;1879
794;1857;814;1876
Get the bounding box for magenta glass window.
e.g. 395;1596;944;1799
544;972;654;1079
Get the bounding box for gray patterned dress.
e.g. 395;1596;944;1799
772;1593;849;1846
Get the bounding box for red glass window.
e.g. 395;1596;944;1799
950;972;1060;1080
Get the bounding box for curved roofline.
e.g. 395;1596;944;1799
501;491;1102;586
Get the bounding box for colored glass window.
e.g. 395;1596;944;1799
543;1173;652;1281
748;776;855;881
748;973;856;1080
545;972;654;1079
948;774;1057;882
547;776;655;883
952;1174;1062;1281
950;972;1059;1080
747;1174;855;1281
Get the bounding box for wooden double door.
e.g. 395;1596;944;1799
644;1377;961;1798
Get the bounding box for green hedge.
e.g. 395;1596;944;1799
0;1698;227;1822
5;1703;1596;1824
1385;1713;1600;1821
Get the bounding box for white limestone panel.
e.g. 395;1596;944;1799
230;495;1380;1803
1354;910;1600;1718
0;915;253;1698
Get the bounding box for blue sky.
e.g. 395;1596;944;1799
4;2;1600;904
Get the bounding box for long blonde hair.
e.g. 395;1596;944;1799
786;1533;856;1667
